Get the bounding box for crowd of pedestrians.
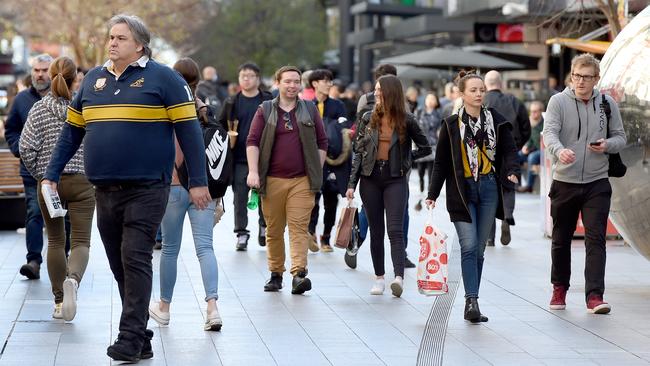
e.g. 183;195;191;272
1;13;627;364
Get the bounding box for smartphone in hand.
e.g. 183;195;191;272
589;141;602;146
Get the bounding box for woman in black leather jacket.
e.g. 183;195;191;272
426;71;519;323
346;75;431;297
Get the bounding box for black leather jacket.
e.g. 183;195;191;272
348;111;431;189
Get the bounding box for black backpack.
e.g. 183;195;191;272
177;109;233;198
600;94;626;177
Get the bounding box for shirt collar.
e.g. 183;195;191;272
103;55;149;76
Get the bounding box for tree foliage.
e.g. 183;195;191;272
1;0;215;68
191;0;328;81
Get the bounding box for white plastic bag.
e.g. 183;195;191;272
417;208;449;296
41;184;67;218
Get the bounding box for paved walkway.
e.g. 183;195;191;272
0;177;649;365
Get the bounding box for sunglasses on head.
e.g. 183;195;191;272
283;112;293;131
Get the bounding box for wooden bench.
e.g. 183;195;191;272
0;149;24;194
0;149;26;230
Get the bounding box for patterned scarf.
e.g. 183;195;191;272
458;105;496;181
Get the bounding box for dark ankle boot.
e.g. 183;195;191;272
464;297;480;322
464;297;489;323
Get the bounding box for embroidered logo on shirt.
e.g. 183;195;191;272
130;78;144;88
94;78;107;91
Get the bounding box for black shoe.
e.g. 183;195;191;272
404;257;416;268
106;333;142;362
153;240;162;250
464;297;483;323
141;329;154;359
258;226;266;247
264;272;283;292
20;260;40;280
501;222;511;245
236;234;249;251
486;239;495;247
344;250;357;269
414;200;423;211
291;271;312;295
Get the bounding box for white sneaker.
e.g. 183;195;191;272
204;306;222;331
62;278;78;321
370;278;385;295
148;301;170;326
52;303;63;319
390;277;403;298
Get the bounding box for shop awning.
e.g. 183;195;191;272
545;38;611;54
379;47;526;71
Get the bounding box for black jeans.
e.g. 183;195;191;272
232;163;265;236
549;178;611;301
308;185;339;237
359;161;408;278
95;184;169;343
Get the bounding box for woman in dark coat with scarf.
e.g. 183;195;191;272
426;71;519;323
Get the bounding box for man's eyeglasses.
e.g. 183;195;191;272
571;73;596;82
239;73;258;80
283;112;293;131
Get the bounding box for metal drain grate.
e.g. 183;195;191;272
416;236;461;366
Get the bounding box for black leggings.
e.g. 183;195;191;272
417;161;434;193
359;163;408;277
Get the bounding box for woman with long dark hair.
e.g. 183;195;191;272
426;71;519;322
346;75;431;296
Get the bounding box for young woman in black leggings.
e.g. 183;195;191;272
346;75;431;297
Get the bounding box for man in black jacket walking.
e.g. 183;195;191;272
219;62;273;251
5;53;53;279
484;70;530;246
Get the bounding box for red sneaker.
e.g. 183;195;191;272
549;285;567;310
587;294;611;314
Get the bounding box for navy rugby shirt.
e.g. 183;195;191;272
44;57;207;187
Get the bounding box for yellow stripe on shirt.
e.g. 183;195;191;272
67;106;85;127
166;102;197;122
82;105;170;123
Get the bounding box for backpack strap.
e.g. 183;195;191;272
601;94;612;137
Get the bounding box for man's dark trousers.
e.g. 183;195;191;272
550;178;611;302
233;163;265;236
23;176;44;264
95;184;169;344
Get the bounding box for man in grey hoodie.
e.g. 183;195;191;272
543;54;626;315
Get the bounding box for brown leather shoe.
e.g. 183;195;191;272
19;260;40;280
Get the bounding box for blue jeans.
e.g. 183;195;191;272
160;186;218;303
453;174;498;298
23;177;44;264
526;150;541;188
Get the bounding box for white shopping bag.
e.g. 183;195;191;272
417;208;449;296
41;184;67;218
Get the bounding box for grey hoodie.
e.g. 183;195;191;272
543;87;626;184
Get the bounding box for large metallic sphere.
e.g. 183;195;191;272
598;7;650;260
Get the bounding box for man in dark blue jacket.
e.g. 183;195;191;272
42;15;210;362
5;53;53;280
307;69;350;252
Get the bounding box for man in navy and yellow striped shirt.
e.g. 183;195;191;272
43;14;210;363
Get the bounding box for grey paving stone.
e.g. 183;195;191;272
0;181;648;365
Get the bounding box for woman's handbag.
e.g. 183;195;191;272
334;201;357;249
417;208;449;296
